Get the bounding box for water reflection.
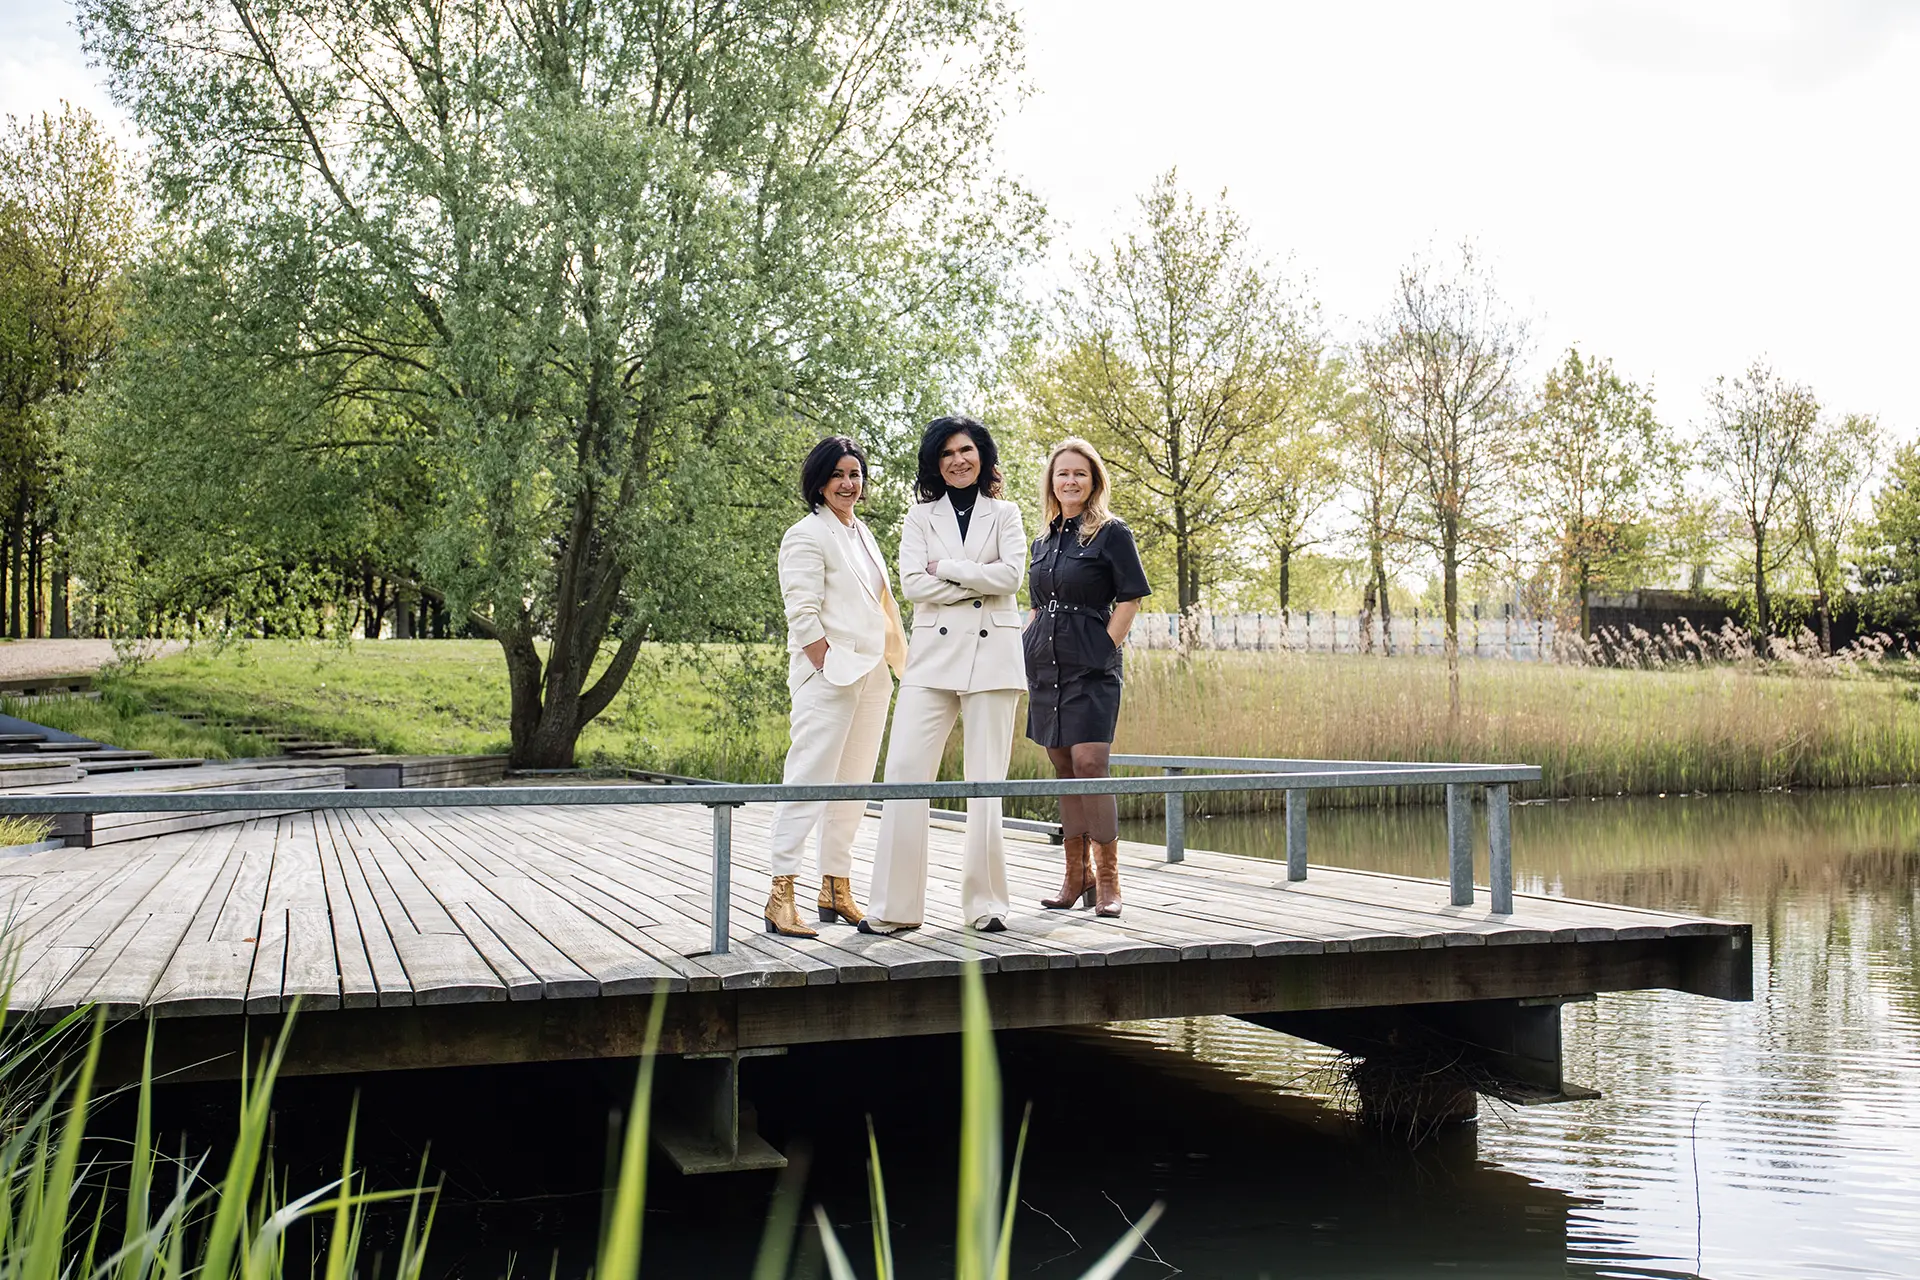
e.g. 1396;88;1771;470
1120;788;1920;1279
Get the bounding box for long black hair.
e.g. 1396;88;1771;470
913;415;1002;503
800;435;868;511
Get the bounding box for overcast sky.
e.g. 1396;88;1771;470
6;0;1918;441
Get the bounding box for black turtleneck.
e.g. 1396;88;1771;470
948;482;981;541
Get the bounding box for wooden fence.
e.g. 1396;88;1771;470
1129;611;1561;660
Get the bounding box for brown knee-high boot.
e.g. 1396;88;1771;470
1090;838;1122;917
1040;834;1095;909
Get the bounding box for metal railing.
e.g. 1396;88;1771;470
1112;755;1526;916
2;760;1540;954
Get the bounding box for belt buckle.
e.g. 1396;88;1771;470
1046;599;1060;614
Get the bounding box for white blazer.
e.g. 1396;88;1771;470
779;509;908;692
897;493;1028;693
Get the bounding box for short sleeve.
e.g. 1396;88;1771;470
1102;521;1151;602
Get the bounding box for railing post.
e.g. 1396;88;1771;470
1164;766;1186;863
1285;788;1307;882
709;802;736;955
1445;783;1473;907
1488;783;1513;915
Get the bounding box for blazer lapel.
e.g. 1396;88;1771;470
960;495;996;560
814;509;878;605
848;517;884;605
931;495;967;561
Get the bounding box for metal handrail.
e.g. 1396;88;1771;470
2;760;1540;953
1110;753;1523;921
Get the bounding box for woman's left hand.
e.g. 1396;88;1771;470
926;560;941;577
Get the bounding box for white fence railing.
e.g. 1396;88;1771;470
1129;612;1561;661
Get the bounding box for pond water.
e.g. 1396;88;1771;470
152;788;1920;1279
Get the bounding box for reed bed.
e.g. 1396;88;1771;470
1055;651;1920;814
93;641;1920;813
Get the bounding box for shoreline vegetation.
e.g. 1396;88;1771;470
18;640;1915;817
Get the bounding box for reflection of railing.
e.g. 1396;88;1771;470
6;759;1541;955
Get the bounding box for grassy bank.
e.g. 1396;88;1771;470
82;640;1920;813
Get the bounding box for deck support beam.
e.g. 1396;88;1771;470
652;1048;788;1175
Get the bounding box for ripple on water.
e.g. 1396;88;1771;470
1117;789;1920;1279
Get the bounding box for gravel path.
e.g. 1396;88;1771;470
0;639;187;682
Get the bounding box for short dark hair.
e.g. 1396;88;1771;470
800;435;867;511
914;415;1003;503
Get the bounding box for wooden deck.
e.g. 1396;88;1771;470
0;800;1751;1081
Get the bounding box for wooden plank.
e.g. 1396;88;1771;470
318;810;411;1008
444;903;545;1001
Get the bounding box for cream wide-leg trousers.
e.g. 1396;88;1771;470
868;684;1019;928
767;662;893;879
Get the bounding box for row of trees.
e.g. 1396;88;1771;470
0;105;136;639
1016;174;1911;710
5;5;1916;760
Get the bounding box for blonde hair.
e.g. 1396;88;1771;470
1041;437;1114;544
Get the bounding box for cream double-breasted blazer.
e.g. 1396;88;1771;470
779;508;908;692
897;493;1028;693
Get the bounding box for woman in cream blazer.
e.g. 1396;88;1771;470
762;435;907;938
863;416;1028;934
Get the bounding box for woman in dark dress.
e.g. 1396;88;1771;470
1024;437;1150;917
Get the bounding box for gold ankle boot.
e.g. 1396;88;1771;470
816;875;865;926
764;875;819;937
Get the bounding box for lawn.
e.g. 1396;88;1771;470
64;639;1920;815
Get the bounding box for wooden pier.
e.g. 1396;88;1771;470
2;797;1750;1121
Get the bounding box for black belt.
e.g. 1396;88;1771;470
1039;599;1110;621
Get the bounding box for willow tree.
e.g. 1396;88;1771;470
78;0;1038;765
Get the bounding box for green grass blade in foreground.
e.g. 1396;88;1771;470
956;960;1002;1280
596;983;671;1280
992;1105;1032;1280
866;1117;894;1280
21;1008;102;1280
812;1204;862;1280
751;1148;810;1280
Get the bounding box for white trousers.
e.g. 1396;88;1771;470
767;663;893;879
869;685;1019;927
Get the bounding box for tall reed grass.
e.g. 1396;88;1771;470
0;966;1152;1277
983;651;1920;817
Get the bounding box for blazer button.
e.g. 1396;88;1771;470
973;599;982;608
939;626;948;635
979;629;988;637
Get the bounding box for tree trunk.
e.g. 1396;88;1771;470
1442;523;1460;720
1815;586;1832;654
27;524;42;639
1577;560;1592;641
50;547;68;638
1278;543;1292;620
1360;577;1376;654
7;504;22;641
1752;528;1770;640
1375;554;1393;656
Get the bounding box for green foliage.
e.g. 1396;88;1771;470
1521;347;1669;635
75;0;1042;767
0;1004;437;1280
1857;441;1920;625
0;816;51;848
1023;170;1324;613
1698;361;1820;635
1;690;274;761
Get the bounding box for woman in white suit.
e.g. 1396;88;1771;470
762;436;907;938
861;417;1028;934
